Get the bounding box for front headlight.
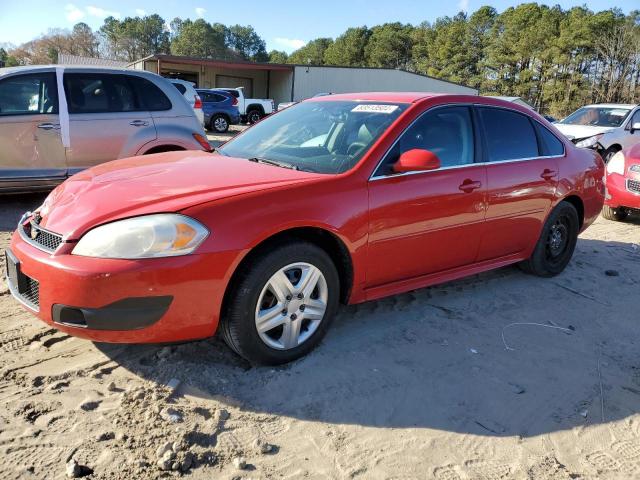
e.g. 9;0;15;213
575;134;603;149
606;151;625;176
72;214;209;259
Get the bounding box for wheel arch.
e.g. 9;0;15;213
246;103;265;115
561;194;585;229
221;226;354;318
143;144;186;155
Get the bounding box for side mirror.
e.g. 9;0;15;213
393;149;441;173
631;121;640;133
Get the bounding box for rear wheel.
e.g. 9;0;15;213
246;109;262;124
210;114;229;133
520;202;579;277
602;205;628;222
220;242;340;365
603;146;621;163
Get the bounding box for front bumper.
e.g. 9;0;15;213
605;173;640;209
7;229;239;343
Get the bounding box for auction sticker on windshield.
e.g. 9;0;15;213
351;104;399;114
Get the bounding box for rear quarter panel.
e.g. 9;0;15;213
556;145;605;231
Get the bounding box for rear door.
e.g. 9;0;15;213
64;72;156;171
0;71;66;188
476;106;561;261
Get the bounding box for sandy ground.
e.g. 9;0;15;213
206;124;247;148
1;193;640;480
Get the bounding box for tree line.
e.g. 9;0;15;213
1;4;638;117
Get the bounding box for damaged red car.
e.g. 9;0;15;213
6;93;604;365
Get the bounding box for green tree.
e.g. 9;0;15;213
169;18;227;58
287;38;333;65
365;23;413;69
268;50;288;63
226;25;268;61
323;26;371;66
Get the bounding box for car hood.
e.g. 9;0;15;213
36;151;323;240
554;123;614;141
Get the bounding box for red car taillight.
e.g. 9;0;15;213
231;97;238;106
194;95;202;109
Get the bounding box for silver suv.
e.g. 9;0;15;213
555;103;640;162
0;65;210;192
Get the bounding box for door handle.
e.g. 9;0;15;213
129;120;149;127
37;123;60;130
541;169;557;180
458;179;482;193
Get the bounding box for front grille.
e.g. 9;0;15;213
627;179;640;194
21;217;63;253
20;275;40;308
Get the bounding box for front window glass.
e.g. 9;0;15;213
559;107;631;128
0;73;58;116
218;101;407;174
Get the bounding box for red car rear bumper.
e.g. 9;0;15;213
7;231;239;343
605;173;640;209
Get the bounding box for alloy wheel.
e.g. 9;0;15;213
254;262;328;350
214;117;228;132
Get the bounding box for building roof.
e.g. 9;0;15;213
58;54;129;68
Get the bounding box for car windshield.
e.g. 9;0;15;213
559;107;631;128
218;100;407;174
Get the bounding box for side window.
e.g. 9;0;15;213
535;123;565;156
224;89;239;98
172;83;187;95
376;106;475;176
129;76;172;111
0;73;58;116
630;109;640;128
479;107;539;162
64;73;141;113
213;94;227;102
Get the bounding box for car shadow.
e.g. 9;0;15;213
95;234;640;438
0;193;47;232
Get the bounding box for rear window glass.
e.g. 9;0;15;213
172;83;187;95
129;76;172;111
479;108;539;161
64;73;141;113
536;124;565;156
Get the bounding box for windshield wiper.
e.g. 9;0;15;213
248;157;299;170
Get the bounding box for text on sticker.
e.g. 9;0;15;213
352;105;399;114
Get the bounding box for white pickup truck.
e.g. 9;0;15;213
214;87;275;124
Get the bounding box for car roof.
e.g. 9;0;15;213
309;92;446;103
582;103;637;109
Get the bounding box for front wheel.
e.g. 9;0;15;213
520;202;579;277
220;242;340;365
602;205;628;222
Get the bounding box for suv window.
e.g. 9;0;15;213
222;89;239;98
376;106;475;176
129;76;171;111
535;123;565;156
172;83;187;95
479;107;539;162
0;73;58;116
64;73;141;113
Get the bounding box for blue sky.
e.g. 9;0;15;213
0;0;637;53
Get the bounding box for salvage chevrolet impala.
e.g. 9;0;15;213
6;93;605;365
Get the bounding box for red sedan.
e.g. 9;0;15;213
6;93;604;365
603;143;640;221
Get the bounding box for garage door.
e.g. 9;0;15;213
216;75;253;98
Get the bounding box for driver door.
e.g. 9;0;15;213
366;106;487;288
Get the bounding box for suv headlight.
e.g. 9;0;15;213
606;151;625;176
72;214;209;259
575;134;603;149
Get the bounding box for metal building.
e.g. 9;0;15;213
127;54;477;105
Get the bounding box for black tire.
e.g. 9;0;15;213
602;205;628;222
210;114;229;133
520;202;579;277
246;109;262;124
220;242;340;365
603;146;621;163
